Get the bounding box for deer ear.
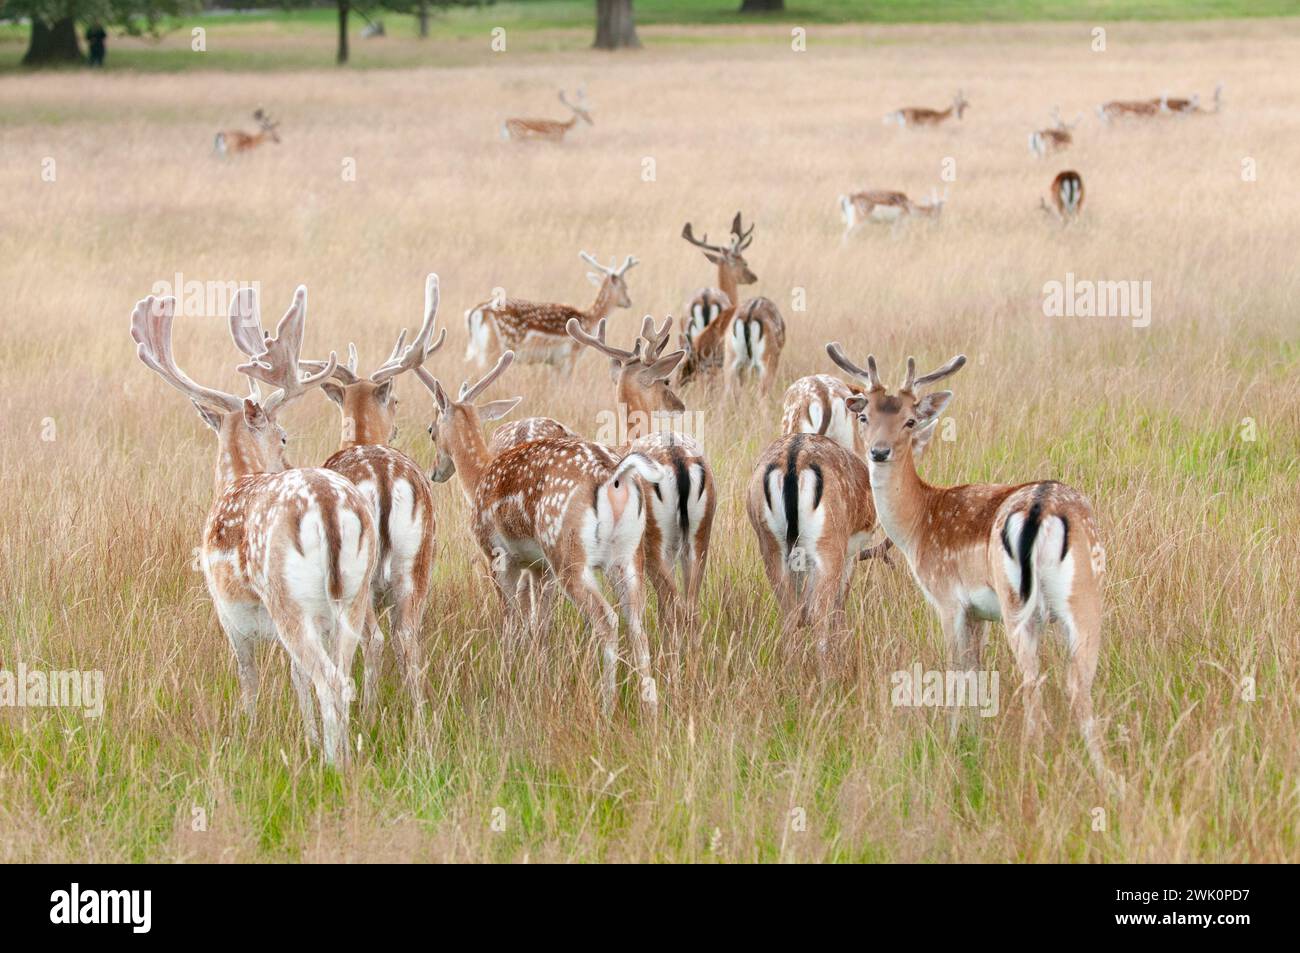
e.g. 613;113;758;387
373;379;394;407
915;390;952;424
194;401;224;432
639;350;684;385
477;397;521;422
321;381;345;407
243;397;270;429
911;417;940;462
845;395;868;415
586;271;603;287
703;251;724;266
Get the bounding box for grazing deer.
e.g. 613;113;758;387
1040;170;1085;223
839;188;946;239
725;297;785;395
502;89;593;142
679;213;757;386
1029;108;1082;158
417;354;666;714
884;90;969;127
745;432;878;672
826;345;1108;776
464;252;638;372
131;287;374;768
1097;97;1162;122
283;275;447;717
214;108;281;156
567;316;716;632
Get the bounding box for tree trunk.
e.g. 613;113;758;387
739;0;785;10
417;0;429;39
594;0;640;50
337;1;350;65
22;17;84;67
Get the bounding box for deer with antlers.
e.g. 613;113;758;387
1029;107;1082;158
679;213;756;386
1160;82;1224;115
1040;170;1085;223
418;353;666;714
464;252;638;373
214;108;281;157
264;275;447;718
567;315;716;633
130;286;373;767
826;345;1108;776
502;89;593;143
884;90;969;128
839;188;946;239
725;297;785;396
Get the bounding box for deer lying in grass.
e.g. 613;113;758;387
839;188;946;239
1029;107;1082;158
567;315;716;634
502;89;593;142
131;287;373;767
419;353;666;714
464;252;637;372
884;90;969;127
214;108;281;156
826;344;1109;777
725;297;785;395
284;275;446;717
679;213;756;386
1040;170;1085;223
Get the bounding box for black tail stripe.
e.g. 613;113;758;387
762;462;779;512
1060;518;1070;559
809;463;824;510
782;436;802;553
1016;502;1043;602
673;452;690;538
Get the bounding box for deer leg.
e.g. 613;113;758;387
1001;602;1044;749
274;610;352;768
1063;588;1107;780
215;608;260;723
289;662;320;748
392;584;430;713
610;562;657;717
360;604;384;720
940;607;977;740
560;568;621;715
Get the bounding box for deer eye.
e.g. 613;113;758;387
904;418;917;429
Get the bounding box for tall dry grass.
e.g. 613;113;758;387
0;19;1297;862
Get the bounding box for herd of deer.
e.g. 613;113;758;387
130;204;1110;780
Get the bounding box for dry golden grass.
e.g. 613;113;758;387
0;19;1297;862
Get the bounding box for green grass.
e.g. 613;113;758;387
3;0;1298;73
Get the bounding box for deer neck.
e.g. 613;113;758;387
214;424;269;497
338;395;391;449
449;419;493;502
618;376;655;441
586;279;619;324
718;265;740;310
867;445;936;567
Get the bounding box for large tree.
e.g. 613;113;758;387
11;0;192;67
593;0;638;50
333;0;485;64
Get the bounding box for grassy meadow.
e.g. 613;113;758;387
0;14;1298;861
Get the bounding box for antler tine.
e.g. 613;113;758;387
640;315;672;359
910;354;968;390
370;273;447;384
902;357;917;392
227;287;266;358
567;317;639;363
615;254;638;277
681;222;727;255
460;350;515;404
131;295;245;413
825;341;883;391
236;286;337;413
579;250;613;275
731;211;755;251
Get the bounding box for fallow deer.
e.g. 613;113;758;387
464;252;638;372
131;287;374;767
502;89;593;142
1160;83;1224;115
1029;108;1082;158
826;344;1108;777
839;188;946;239
745;432;878;672
417;353;666;714
884;90;969;127
1040;170;1085;223
1097;97;1162;122
567;316;716;633
679;213;757;386
725;297;785;395
214;108;281;156
285;274;447;717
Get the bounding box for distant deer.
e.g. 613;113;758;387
1097;96;1161;122
502;89;593;142
1040;170;1085;223
885;90;969;127
839;188;946;239
1029;107;1082;158
464;252;638;372
1160;83;1224;115
214;108;281;156
725;297;785;395
679;213;757;386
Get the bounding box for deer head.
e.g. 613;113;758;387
580;251;638;308
953;90;969;119
416;351;520;489
567;315;686;420
559;88;594;126
682;212;757;285
253;107;281;143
